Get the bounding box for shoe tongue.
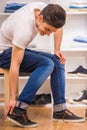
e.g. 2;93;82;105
65;110;73;116
14;107;26;116
77;65;84;71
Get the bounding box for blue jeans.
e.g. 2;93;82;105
0;48;66;105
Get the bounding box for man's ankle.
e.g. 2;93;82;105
13;107;26;115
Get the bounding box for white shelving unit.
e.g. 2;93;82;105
65;10;87;98
51;0;87;99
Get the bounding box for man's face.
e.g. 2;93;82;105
36;15;57;36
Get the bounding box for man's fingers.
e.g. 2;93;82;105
59;58;66;64
4;106;11;119
4;105;14;118
9;106;14;114
4;99;16;119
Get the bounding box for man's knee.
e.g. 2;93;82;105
42;57;54;73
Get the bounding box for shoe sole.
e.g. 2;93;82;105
66;73;78;77
53;118;85;123
7;116;38;127
81;99;87;104
66;99;81;104
77;73;87;77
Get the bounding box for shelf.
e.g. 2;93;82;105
0;11;87;16
0;10;86;17
25;47;87;52
0;13;11;16
0;75;87;80
0;75;50;80
28;48;54;53
66;75;87;80
67;11;87;15
61;47;87;52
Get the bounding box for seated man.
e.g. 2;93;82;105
0;2;85;128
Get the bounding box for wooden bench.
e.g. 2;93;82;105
0;68;28;108
0;68;9;107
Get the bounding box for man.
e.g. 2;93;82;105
0;2;85;128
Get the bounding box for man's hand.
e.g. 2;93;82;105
5;99;16;119
54;50;66;64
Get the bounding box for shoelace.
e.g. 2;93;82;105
62;109;74;122
22;111;31;123
11;111;31;123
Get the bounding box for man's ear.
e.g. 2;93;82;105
38;15;43;22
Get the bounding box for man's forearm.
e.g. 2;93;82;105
54;27;63;52
9;45;24;100
9;66;19;100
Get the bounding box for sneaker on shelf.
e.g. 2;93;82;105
81;99;87;104
53;109;85;123
85;109;87;120
73;90;87;102
30;94;51;106
77;70;87;77
67;65;87;76
7;107;37;128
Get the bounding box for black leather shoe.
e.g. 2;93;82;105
53;109;85;122
7;107;37;127
67;65;87;75
31;94;51;106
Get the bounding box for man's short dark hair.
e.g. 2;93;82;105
40;4;66;28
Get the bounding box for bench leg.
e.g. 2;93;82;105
4;70;9;108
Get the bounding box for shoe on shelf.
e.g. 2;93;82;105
77;70;87;77
53;109;85;123
67;65;87;76
73;90;87;102
30;94;51;106
81;99;87;104
7;107;37;128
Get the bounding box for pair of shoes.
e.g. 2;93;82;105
67;65;87;76
31;94;51;106
53;109;85;122
73;90;87;102
7;107;37;127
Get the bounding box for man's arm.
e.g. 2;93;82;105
5;45;24;117
53;27;66;64
54;27;63;52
